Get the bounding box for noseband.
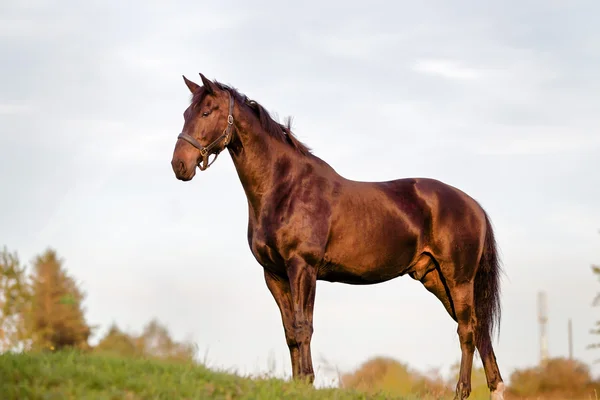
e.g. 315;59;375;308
177;91;235;171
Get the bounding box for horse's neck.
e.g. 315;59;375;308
227;122;299;214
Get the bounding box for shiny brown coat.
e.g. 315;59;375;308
171;74;505;400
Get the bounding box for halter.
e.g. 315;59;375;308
177;90;235;171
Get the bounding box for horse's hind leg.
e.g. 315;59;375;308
419;267;456;321
477;331;504;399
421;267;504;399
421;268;476;399
450;282;477;400
419;267;475;399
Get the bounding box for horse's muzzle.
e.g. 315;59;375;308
171;158;196;181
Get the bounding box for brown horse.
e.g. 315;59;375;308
170;73;505;400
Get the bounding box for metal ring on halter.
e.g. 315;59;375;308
176;90;235;171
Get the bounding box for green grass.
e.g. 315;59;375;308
0;351;409;400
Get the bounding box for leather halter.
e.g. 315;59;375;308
177;91;235;171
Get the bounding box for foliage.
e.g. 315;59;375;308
0;350;398;400
94;319;197;363
5;243;600;399
23;248;93;351
136;318;197;362
93;323;142;358
508;357;599;399
339;356;452;399
0;247;31;351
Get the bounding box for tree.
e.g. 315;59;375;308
508;357;597;398
136;318;197;363
0;247;31;351
339;356;451;398
24;248;93;351
94;323;141;358
93;319;197;363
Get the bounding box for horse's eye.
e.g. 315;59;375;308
202;111;210;117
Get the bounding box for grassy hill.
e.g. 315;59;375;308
0;351;409;400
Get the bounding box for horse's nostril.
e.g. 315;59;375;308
175;160;185;174
172;158;186;175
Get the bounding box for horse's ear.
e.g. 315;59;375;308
183;75;200;94
199;73;218;94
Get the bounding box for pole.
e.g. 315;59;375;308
538;292;548;365
568;318;573;360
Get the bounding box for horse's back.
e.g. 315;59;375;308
329;176;487;268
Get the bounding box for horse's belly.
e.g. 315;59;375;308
318;246;416;284
319;236;419;284
317;261;408;284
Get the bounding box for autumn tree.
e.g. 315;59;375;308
25;248;93;351
508;357;598;398
0;247;31;351
339;356;451;398
136;318;196;362
94;319;197;363
94;323;141;358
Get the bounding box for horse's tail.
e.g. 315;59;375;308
474;209;503;356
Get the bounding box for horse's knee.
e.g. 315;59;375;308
294;320;313;344
283;326;299;349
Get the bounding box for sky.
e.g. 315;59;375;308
1;0;600;387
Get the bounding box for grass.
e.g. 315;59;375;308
0;350;411;400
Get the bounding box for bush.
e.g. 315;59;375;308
508;357;600;399
339;356;452;398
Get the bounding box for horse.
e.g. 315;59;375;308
170;73;505;400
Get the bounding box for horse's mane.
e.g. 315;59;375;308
191;81;312;156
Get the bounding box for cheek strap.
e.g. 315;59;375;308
176;91;235;171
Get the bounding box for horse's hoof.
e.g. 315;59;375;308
454;382;470;400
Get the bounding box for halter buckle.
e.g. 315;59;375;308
177;91;235;172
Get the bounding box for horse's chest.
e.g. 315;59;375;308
248;230;286;275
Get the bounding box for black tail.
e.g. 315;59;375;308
474;210;503;357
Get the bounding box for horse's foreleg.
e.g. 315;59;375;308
264;269;301;379
286;256;317;384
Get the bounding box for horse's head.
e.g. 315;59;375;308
171;73;235;181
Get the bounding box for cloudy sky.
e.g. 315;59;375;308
1;0;599;386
